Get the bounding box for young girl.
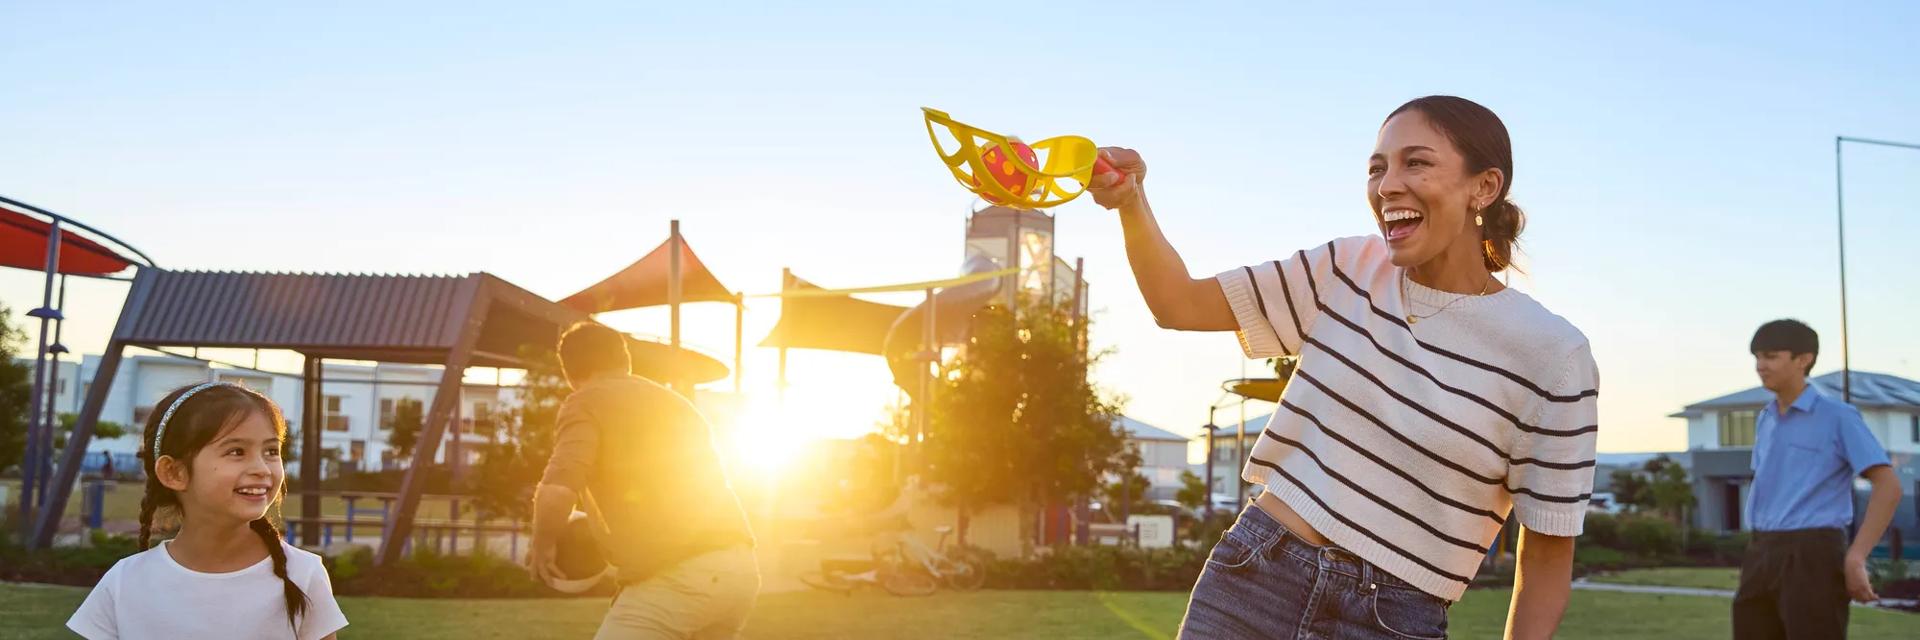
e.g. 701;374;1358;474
68;382;349;640
1092;96;1598;638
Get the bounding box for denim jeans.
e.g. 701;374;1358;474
1179;504;1451;639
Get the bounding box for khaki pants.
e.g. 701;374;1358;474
595;546;761;640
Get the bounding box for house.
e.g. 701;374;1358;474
1669;370;1920;535
18;352;519;479
1115;415;1199;501
1207;413;1274;507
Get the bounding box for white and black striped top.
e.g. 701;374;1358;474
1216;235;1599;601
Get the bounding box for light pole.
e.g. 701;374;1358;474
1834;136;1920;403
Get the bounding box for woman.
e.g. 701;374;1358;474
1090;96;1598;639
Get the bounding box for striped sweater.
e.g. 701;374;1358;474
1215;235;1599;601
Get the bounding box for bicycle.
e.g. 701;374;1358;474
798;525;986;596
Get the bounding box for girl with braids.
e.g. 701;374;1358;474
68;382;348;640
1092;96;1598;638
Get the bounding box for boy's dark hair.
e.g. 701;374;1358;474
559;322;631;382
1750;319;1819;376
138;383;307;629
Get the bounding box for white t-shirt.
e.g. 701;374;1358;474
67;539;349;640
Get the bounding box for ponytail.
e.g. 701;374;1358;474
250;516;309;630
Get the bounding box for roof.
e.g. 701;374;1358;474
1671;370;1920;418
1116;415;1192;442
1209;412;1275;437
114;269;728;383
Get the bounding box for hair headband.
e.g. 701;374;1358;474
151;381;235;461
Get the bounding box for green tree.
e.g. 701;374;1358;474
1610;467;1649;511
921;296;1129;547
385;398;424;463
0;305;34;474
1175;470;1209;513
54;413;128;451
466;345;570;521
1610;455;1695;528
1100;470;1152;520
1642;455;1696;526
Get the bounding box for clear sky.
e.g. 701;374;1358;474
3;2;1916;453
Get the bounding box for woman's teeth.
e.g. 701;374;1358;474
236;487;268;496
1384;209;1424;241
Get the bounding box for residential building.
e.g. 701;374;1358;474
19;352;519;479
1669;370;1920;535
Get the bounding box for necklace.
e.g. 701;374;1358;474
1402;270;1492;325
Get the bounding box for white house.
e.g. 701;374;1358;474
1669;370;1920;534
22;352;519;478
1115;415;1199;501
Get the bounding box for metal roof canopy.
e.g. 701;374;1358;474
32;268;728;563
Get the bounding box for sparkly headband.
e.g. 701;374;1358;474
151;381;234;461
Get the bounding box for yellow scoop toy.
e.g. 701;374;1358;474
922;107;1126;210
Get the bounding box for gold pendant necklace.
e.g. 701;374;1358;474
1403;271;1492;325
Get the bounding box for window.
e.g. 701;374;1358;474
1720;410;1758;447
324;395;349;432
56;379;66;395
380;398;395;430
471;401;493;435
1911;414;1918;443
132;406;153;426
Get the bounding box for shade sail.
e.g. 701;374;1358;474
560;236;735;313
0;207;138;276
758;276;911;355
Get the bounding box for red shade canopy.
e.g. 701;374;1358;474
0;207;138;277
560;237;735;313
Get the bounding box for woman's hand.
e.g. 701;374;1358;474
1089;147;1147;210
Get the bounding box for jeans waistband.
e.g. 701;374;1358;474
1236;503;1422;592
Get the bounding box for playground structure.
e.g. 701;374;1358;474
13;181;1099;569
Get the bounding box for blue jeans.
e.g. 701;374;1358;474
1179;504;1451;639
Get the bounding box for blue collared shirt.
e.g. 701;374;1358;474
1748;384;1892;531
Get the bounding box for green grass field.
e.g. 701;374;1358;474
1590;567;1741;591
3;581;1913;639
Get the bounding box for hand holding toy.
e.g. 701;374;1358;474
923;107;1127;209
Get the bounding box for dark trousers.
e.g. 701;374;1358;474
1733;527;1849;639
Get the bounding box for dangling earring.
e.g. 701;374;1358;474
1474;204;1484;227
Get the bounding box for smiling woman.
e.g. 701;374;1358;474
1088;96;1599;639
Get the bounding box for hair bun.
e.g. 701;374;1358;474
1481;199;1526;271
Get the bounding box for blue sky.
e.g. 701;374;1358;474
3;2;1917;452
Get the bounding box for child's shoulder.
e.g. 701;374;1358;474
279;540;330;577
104;542;171;576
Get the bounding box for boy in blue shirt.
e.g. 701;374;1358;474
1733;319;1903;638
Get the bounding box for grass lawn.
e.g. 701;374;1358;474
3;582;1912;639
1590;567;1741;591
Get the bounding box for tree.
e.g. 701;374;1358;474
1609;467;1649;512
54;413;128;451
1100;469;1152;521
920;296;1130;547
1175;470;1209;513
466;345;570;521
1610;454;1695;528
0;304;34;474
1642;455;1696;526
385;398;424;463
